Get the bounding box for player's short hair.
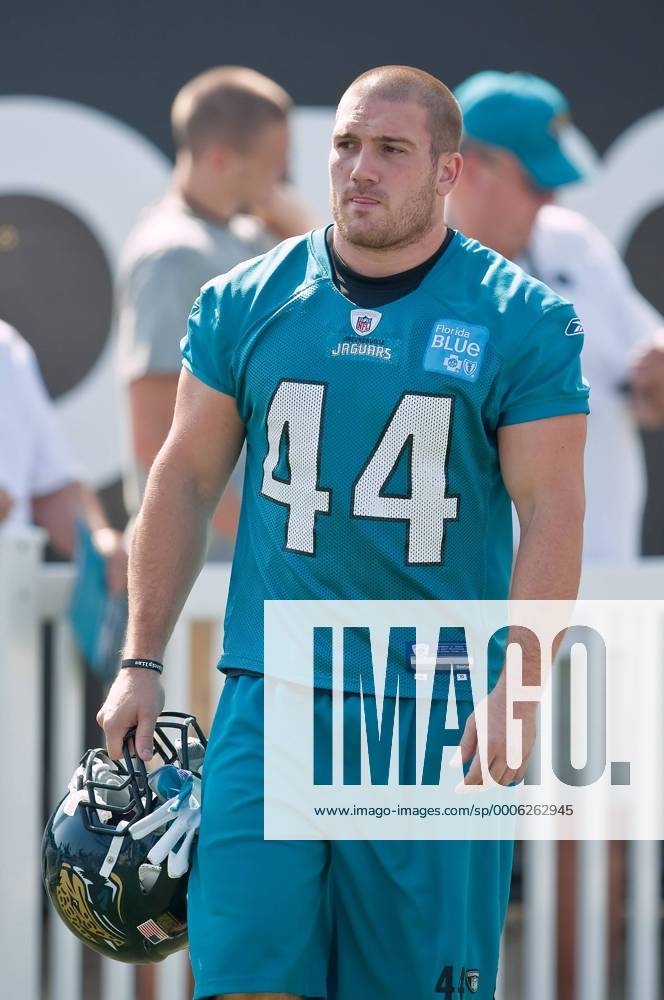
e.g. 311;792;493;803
343;66;462;161
171;66;292;156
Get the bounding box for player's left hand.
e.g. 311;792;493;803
454;679;538;790
91;527;129;596
629;330;664;428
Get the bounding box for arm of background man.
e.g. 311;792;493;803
119;249;208;480
250;182;320;239
575;214;664;427
31;482;128;594
11;332;128;590
97;368;245;759
460;413;586;787
0;488;13;522
124;250;244;545
130;372;240;543
630;330;664;427
129;373;179;472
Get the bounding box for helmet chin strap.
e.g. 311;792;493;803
100;820;130;878
130;767;201;878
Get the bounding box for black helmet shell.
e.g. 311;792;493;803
42;712;206;963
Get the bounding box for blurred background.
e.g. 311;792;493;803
1;2;663;999
2;0;664;543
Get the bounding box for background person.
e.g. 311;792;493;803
450;69;664;565
117;65;317;561
0;319;127;592
450;69;664;999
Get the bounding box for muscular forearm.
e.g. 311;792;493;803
123;447;216;661
507;493;584;684
97;371;244;763
511;493;584;601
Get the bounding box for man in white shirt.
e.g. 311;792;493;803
0;319;127;592
449;70;664;562
448;70;664;1000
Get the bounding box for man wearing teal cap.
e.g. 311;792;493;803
451;69;664;1000
457;70;584;191
451;71;586;262
451;69;664;565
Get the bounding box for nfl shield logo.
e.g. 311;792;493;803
350;308;382;336
466;969;480;993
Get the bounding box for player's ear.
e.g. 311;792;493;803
436;152;463;197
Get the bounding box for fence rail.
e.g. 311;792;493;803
1;529;662;1000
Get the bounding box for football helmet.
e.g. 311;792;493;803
42;711;207;963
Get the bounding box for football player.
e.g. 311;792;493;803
98;65;588;1000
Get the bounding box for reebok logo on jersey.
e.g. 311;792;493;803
350;308;382;335
424;319;489;383
565;316;584;337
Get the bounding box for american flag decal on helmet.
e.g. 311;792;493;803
137;918;170;944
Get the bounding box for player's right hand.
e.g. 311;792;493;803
96;667;165;762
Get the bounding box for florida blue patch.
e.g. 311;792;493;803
424;319;490;383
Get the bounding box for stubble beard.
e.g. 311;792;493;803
332;170;439;252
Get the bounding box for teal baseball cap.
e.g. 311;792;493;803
455;71;586;189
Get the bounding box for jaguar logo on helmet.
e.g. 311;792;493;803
55;863;125;951
42;711;207;964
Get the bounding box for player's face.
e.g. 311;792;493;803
234;120;289;209
329;94;450;250
451;147;554;258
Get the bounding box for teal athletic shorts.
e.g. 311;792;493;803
188;673;514;999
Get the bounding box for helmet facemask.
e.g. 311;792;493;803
42;711;207;963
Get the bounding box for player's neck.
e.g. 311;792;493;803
332;221;449;277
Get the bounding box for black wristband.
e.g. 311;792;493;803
121;658;163;674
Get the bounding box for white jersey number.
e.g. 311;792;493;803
352;393;458;564
261;380;331;555
262;383;458;564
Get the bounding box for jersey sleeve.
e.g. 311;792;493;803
180;280;236;396
498;303;590;426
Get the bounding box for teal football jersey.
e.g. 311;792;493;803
181;227;589;697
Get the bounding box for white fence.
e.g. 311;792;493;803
0;529;662;1000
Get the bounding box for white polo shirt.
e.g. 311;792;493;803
0;321;79;529
517;205;662;563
